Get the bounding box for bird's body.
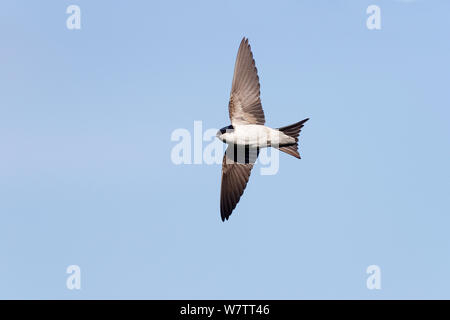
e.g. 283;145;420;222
217;124;295;148
216;37;309;221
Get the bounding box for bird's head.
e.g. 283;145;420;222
216;125;234;142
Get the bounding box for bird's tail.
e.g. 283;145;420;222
276;118;309;159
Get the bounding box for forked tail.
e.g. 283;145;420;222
276;118;309;159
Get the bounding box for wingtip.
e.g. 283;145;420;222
240;37;249;46
220;209;227;222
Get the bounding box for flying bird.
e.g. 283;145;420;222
216;37;309;221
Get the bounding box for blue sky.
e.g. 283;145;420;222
1;0;449;299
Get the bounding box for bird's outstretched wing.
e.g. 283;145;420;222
228;38;265;126
220;144;259;221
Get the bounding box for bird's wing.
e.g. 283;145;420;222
220;144;258;221
228;37;265;126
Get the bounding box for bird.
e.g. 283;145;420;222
216;37;309;221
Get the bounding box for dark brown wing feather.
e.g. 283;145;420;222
228;38;265;126
220;145;258;221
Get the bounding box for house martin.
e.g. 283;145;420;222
216;37;309;221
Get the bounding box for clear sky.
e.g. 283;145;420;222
1;0;449;299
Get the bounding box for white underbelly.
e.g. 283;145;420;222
224;125;293;147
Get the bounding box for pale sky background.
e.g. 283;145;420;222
1;0;449;299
